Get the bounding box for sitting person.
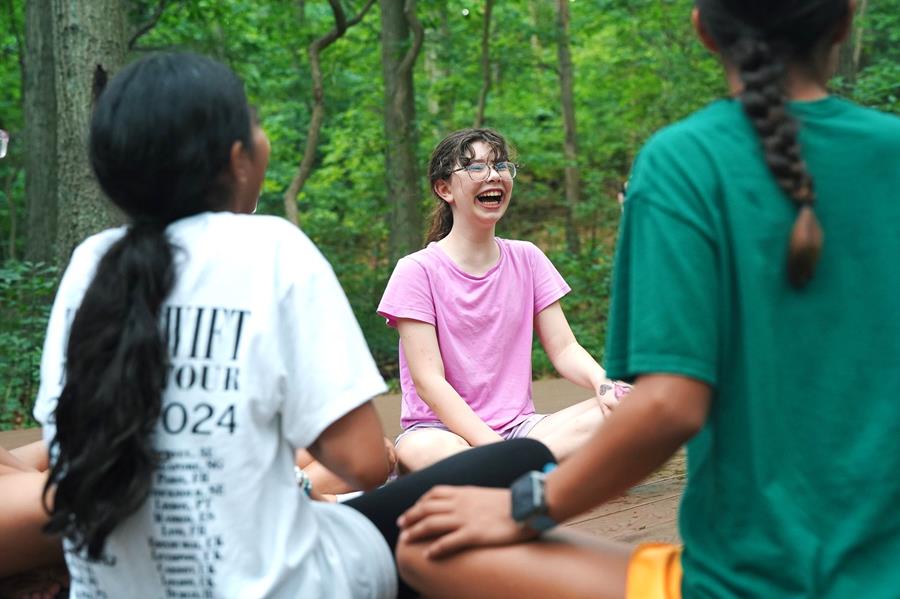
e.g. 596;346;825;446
25;51;555;599
378;127;630;472
294;437;397;502
394;1;900;597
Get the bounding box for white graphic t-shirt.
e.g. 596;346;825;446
33;212;396;599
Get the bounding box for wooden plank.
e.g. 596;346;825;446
0;428;41;450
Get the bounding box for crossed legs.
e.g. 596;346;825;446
396;397;606;472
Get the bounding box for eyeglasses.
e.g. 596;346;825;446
452;161;517;181
0;130;8;160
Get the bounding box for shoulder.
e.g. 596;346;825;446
391;245;440;277
65;226;128;278
404;244;442;266
179;212;325;264
498;238;544;259
498;238;560;276
829;97;900;127
637;100;740;166
73;225;128;258
824;98;900;148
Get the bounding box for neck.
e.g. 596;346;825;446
438;226;500;275
724;60;831;101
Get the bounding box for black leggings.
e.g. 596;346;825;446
345;437;555;597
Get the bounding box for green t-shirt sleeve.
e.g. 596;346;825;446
605;137;720;386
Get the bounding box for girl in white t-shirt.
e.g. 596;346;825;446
10;52;554;599
379;128;630;473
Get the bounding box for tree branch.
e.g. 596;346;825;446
283;0;377;225
391;0;423;119
398;0;424;77
128;0;169;50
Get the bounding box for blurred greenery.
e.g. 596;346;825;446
0;261;58;430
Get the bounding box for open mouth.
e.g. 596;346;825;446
476;190;504;207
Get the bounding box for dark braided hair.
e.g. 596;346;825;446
697;0;849;287
43;52;253;559
425;128;514;244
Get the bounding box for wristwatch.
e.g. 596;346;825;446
510;470;557;533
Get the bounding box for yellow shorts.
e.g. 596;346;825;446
626;543;683;599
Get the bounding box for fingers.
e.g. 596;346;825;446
400;513;461;544
397;485;460;528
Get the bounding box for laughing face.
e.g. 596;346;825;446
434;140;514;233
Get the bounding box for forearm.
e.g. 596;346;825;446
0;445;37;473
10;440;49;471
416;377;502;446
550;342;608;392
308;402;391;491
545;376;708;523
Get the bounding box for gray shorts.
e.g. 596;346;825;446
395;413;547;447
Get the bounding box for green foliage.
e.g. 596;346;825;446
532;243;616;378
847;0;900;112
0;0;25;262
0;261;58;430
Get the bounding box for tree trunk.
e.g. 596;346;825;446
50;0;127;267
283;0;376;226
424;0;453;134
24;0;58;263
837;0;868;84
556;0;580;254
380;0;423;261
473;0;494;128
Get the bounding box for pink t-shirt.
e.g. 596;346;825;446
377;238;570;431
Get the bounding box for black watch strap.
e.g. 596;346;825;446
510;470;557;533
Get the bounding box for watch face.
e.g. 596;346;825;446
511;471;544;522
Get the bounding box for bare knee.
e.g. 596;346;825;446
529;403;607;462
575;402;606;435
396;431;470;473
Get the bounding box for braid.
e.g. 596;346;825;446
44;223;175;559
733;37;823;288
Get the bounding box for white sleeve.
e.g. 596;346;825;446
275;235;387;449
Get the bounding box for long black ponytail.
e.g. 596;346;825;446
697;0;849;287
43;52;253;559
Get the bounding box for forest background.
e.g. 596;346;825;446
1;0;897;430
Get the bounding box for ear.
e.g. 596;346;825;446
433;178;455;204
691;7;719;54
229;140;250;187
833;0;855;44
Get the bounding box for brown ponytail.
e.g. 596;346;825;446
425;200;453;244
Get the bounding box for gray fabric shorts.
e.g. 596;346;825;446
395;413;548;447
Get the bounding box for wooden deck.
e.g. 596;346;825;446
0;380;682;596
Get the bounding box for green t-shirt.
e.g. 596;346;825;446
605;97;900;598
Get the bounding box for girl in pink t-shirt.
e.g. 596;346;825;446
378;128;629;472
